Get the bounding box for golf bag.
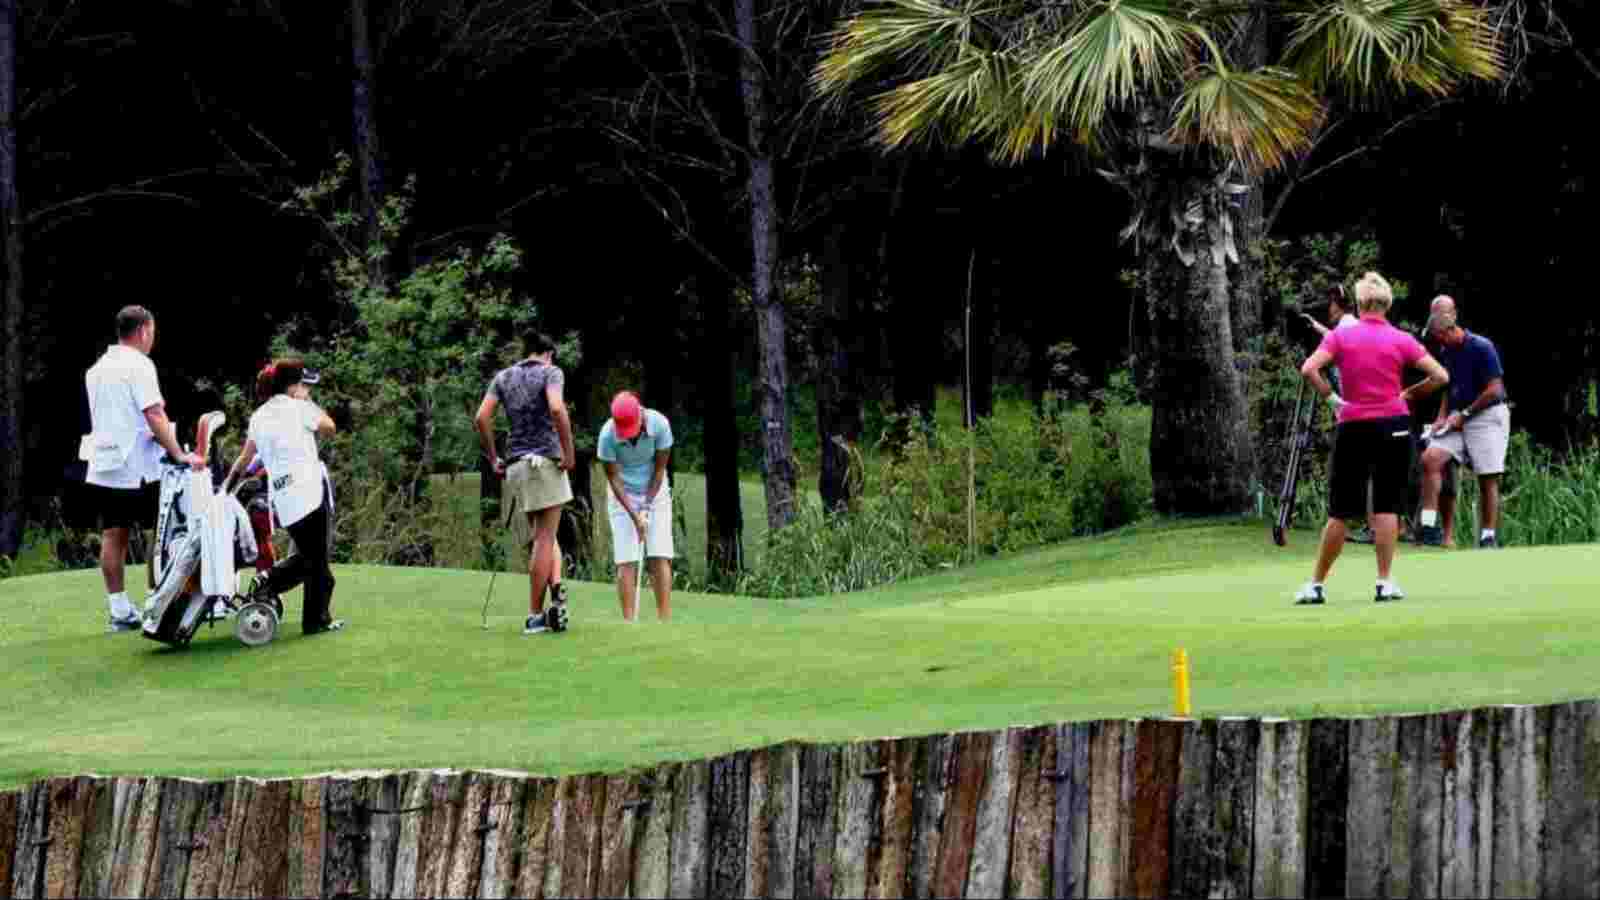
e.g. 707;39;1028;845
142;412;270;647
1272;379;1321;546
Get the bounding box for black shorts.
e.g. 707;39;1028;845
1329;416;1413;521
84;482;150;531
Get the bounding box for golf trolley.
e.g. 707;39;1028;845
142;411;284;649
1272;378;1322;547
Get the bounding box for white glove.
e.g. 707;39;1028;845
1327;393;1346;412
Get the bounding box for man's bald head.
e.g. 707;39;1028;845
1428;295;1458;337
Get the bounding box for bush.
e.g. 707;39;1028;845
1449;434;1600;547
735;388;1154;598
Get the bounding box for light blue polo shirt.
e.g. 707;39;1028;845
597;409;673;495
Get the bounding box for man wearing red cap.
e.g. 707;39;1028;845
597;391;674;622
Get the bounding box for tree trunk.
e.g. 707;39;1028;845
735;0;797;532
890;218;939;426
351;0;386;288
816;223;861;513
1144;179;1254;516
698;265;744;580
967;246;995;424
0;0;22;560
1229;7;1269;367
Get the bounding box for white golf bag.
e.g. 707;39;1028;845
142;412;265;647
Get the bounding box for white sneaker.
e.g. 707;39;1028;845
523;612;549;635
1375;580;1405;603
1293;582;1326;605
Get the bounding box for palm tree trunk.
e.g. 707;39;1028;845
1144;182;1253;516
816;223;860;512
735;0;797;531
0;0;22;560
351;0;386;288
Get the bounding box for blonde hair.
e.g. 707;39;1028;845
1354;272;1394;315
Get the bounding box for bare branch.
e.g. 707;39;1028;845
25;190;197;226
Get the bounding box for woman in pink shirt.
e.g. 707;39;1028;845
1294;272;1450;605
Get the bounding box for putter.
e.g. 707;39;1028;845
629;497;651;622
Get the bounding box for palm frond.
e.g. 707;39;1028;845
1017;0;1201;141
1284;0;1505;103
813;0;997;106
869;44;1018;151
1169;65;1324;172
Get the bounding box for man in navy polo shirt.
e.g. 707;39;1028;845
1417;296;1510;548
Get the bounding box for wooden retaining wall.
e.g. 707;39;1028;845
6;701;1599;898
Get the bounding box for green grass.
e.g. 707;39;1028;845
432;464;812;578
4;520;1597;789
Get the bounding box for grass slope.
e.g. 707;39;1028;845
3;521;1596;788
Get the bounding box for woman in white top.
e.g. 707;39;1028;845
223;359;342;635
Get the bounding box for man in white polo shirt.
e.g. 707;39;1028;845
598;391;674;622
82;305;203;631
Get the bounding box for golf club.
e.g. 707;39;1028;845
480;475;521;631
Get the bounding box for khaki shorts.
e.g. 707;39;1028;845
506;455;573;512
1431;404;1511;475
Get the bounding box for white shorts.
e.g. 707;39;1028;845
1431;404;1511;475
608;487;674;564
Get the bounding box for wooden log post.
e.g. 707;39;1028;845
1252;718;1308;899
933;731;990;899
511;776;561;900
595;772;638;900
1492;704;1549;899
1170;719;1215;899
968;728;1022;900
1440;710;1492;898
908;735;952;900
1051;722;1090;900
41;775;92;900
1392;715;1445;899
668;760;709;899
286;776;327;899
1086;719;1131;898
708;753;750;899
323;776;363;900
11;781;46;900
359;773;404;900
180;779;236;899
870;738;916;900
391;772;432;899
629;766;672;900
1305;717;1349;899
745;744;798;900
417;772;464;899
114;777;163;899
1006;726;1055;900
796;744;841;899
149;778;204;899
0;789;18;900
831;742;878;899
445;773;492;899
1542;700;1599;899
1345;717;1399;898
230;777;291;898
1129;720;1182;899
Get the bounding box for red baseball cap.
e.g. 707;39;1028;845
611;391;643;440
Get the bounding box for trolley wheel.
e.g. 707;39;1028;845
235;602;279;647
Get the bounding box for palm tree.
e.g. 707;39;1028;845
814;0;1503;515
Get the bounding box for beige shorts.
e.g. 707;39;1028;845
1431;404;1511;475
506;455;573;512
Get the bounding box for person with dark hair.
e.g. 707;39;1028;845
80;305;204;631
222;359;343;635
474;331;577;635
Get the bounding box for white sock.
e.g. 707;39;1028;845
1482;529;1495;541
107;592;134;619
1420;510;1439;527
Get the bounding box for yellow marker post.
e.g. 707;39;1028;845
1172;648;1193;717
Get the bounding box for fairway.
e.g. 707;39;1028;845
3;522;1597;789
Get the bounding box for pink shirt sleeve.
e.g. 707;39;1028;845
1400;334;1426;365
1316;330;1341;360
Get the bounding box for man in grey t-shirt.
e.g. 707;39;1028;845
474;332;576;635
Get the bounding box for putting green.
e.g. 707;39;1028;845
2;521;1594;789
